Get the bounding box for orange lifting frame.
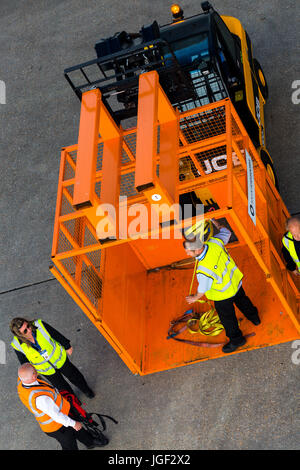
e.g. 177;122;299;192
73;90;100;210
51;71;300;375
135;71;179;214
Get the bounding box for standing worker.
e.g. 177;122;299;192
17;363;108;450
10;317;95;398
184;218;261;353
282;215;300;276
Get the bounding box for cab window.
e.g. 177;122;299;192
162;32;210;67
213;14;239;70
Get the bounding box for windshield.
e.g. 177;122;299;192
162;32;210;67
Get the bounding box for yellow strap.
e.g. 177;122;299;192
187;311;224;336
188;260;224;337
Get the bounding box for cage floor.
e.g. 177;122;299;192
141;245;299;374
100;242;299;375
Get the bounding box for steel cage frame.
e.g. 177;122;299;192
50;71;300;374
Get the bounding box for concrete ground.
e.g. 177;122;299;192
0;0;299;451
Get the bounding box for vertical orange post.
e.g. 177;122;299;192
135;71;159;193
225;99;233;209
158;88;179;205
135;71;179;228
51;149;67;257
73;89;101;209
97;96;123;242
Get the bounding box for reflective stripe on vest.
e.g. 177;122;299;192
282;232;300;270
17;379;70;432
28;388;59;417
11;320;67;375
196;237;243;301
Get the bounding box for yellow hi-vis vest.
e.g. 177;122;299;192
282;232;300;272
11;319;67;375
196;237;243;301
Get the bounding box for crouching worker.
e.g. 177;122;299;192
17;363;108;450
184;218;260;353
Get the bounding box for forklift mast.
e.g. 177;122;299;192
64;3;241;126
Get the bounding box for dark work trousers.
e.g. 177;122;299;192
41;358;90;396
214;286;258;344
46;423;94;450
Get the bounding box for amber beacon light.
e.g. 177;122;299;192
171;4;184;21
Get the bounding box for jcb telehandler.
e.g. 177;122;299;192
65;2;278;189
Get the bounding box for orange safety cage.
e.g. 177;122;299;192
50;71;300;375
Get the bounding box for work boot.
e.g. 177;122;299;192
248;314;261;326
86;435;109;449
246;306;261;326
222;337;246;353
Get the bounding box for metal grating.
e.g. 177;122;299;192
120;172;138;198
63;158;75;180
175;70;227;112
123;132;137;159
180;105;226;144
81;260;103;307
60;191;75;216
57;230;73;254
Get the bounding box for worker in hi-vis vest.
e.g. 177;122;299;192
10;317;94;398
184;218;261;353
282;215;300;276
17;363;108;450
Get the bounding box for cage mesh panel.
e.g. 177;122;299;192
59;257;77;280
231;113;241;138
173;70;227;112
179;156;199;182
60;192;75;216
81;260;102;307
64;184;74;199
63;158;75;180
68;150;77;165
178;145;228;184
95;180;102;199
180;106;226;144
96;143;103;172
157;125;160;155
57;229;74;254
120;172;138;197
195;145;227;176
62;218;85;247
122;148;131;164
84;223;99;247
233;138;245;165
59;255;103;309
123;132;137;158
85;249;102;272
